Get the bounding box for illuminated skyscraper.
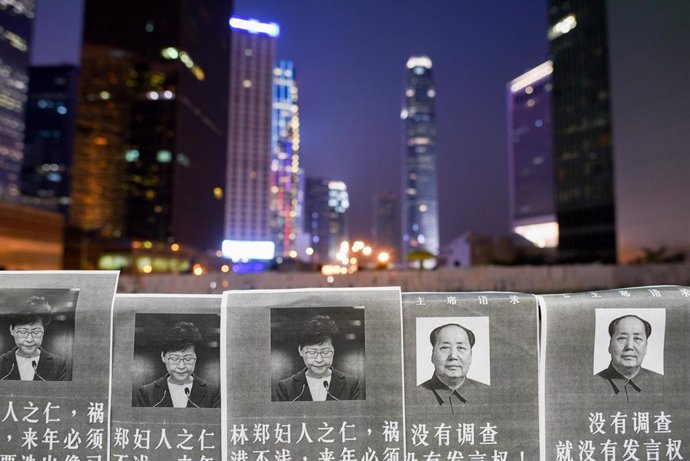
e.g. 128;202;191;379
271;59;301;259
0;0;34;200
401;55;439;265
67;0;231;269
507;61;557;249
549;1;616;262
305;178;349;265
224;17;279;259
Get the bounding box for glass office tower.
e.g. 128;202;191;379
402;55;439;266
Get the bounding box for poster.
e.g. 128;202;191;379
222;287;404;461
402;292;540;460
0;271;118;460
110;294;222;460
541;286;690;461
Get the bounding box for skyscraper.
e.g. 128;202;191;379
22;65;79;215
224;17;278;259
0;0;34;200
69;0;231;264
507;61;557;249
548;0;616;262
372;192;400;262
271;59;301;259
401;56;439;266
305;178;349;266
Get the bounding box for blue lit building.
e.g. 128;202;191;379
224;17;279;260
271;59;301;259
0;1;34;200
401;56;439;266
507;61;557;249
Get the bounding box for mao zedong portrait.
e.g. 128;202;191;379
419;323;488;413
0;296;67;381
275;315;362;401
134;321;220;408
596;314;662;402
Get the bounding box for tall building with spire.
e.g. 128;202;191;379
224;17;279;260
271;59;301;259
401;55;439;266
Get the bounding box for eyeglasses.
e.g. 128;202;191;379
165;355;197;365
15;329;44;338
303;349;334;359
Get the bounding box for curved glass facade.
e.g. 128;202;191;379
402;55;439;262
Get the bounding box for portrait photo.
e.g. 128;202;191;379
0;288;79;382
416;316;491;386
270;306;365;402
131;313;220;408
593;308;666;375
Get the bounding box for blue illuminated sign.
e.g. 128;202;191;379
229;17;280;37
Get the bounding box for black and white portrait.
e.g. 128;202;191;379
270;307;365;402
593;308;665;402
131;313;220;408
414;316;490;411
0;289;78;382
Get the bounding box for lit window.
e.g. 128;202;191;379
157;150;172;163
427;89;436;98
242;80;252;88
213;187;223;199
125;149;140;162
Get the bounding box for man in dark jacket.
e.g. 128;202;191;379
275;315;361;401
134;321;220;408
0;296;67;382
417;323;488;414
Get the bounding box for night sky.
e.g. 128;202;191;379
31;0;549;246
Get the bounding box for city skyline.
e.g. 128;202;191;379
30;0;549;246
25;0;690;265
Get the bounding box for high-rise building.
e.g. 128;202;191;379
372;192;400;262
271;59;301;259
401;56;439;266
548;1;616;262
68;0;231;268
224;17;278;259
507;61;557;249
607;2;690;263
304;178;349;266
21;65;79;215
0;0;34;200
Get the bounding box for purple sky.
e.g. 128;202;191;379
31;0;549;245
